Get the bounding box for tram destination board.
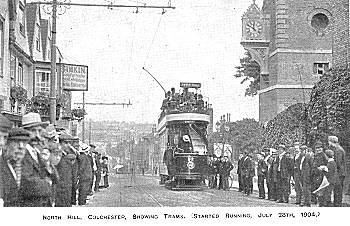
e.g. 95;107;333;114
180;82;201;89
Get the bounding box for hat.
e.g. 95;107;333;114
46;124;58;138
41;131;51;139
59;133;73;142
66;153;76;160
328;136;339;144
325;149;334;158
314;141;323;148
278;144;286;149
300;145;308;150
270;148;277;155
71;137;79;142
80;142;90;152
0;114;13;132
102;156;108;160
46;143;61;153
22;112;49;129
7;128;31;141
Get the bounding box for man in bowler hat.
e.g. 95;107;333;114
0;128;30;206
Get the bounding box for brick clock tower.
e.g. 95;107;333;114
241;0;333;124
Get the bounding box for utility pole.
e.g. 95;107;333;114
89;119;92;144
30;0;175;126
49;0;57;125
82;92;85;142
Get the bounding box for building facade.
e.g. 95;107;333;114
0;0;73;128
0;0;11;113
241;0;334;123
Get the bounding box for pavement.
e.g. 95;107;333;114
229;176;350;207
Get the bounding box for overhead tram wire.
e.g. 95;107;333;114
126;3;139;100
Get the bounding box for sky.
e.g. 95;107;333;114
30;0;262;124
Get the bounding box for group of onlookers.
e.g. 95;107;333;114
237;138;346;207
160;87;208;116
208;155;234;190
0;112;110;207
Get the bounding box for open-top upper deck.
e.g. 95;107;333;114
158;82;211;127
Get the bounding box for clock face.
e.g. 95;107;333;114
246;20;263;38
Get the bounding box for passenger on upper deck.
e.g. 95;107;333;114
159;86;209;118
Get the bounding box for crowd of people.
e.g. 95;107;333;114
235;139;346;207
208;155;234;190
160;87;209;117
0;113;110;207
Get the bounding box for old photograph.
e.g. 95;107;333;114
0;0;349;212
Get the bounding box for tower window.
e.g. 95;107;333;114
311;13;329;30
313;63;329;75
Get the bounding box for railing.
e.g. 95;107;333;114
158;107;211;123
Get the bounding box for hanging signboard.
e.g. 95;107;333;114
61;63;88;91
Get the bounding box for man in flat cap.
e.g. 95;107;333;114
0;115;13;156
292;144;303;205
311;141;327;204
78;144;93;205
318;149;341;207
218;155;233;191
328;136;346;207
58;133;79;206
237;153;244;192
93;149;102;192
0;128;30;206
257;152;267;199
0;115;13;206
241;151;254;196
101;156;110;188
276;144;293;203
266;149;276;200
299;145;313;207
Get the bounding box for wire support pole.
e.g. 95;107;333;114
49;0;57;125
29;2;176;9
142;67;166;93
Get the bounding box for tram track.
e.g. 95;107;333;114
137;186;164;207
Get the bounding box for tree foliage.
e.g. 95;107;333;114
208;118;263;159
71;108;87;121
308;68;350;149
10;85;28;105
262;103;311;148
27;92;50;116
234;51;261;97
230;118;263;154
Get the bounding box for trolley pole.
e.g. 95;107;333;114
49;0;57;124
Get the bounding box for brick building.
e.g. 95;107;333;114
241;0;334;123
0;1;73;128
331;0;349;68
0;0;11;112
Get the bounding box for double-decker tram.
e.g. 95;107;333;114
157;82;211;190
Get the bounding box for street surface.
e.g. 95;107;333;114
87;174;295;207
